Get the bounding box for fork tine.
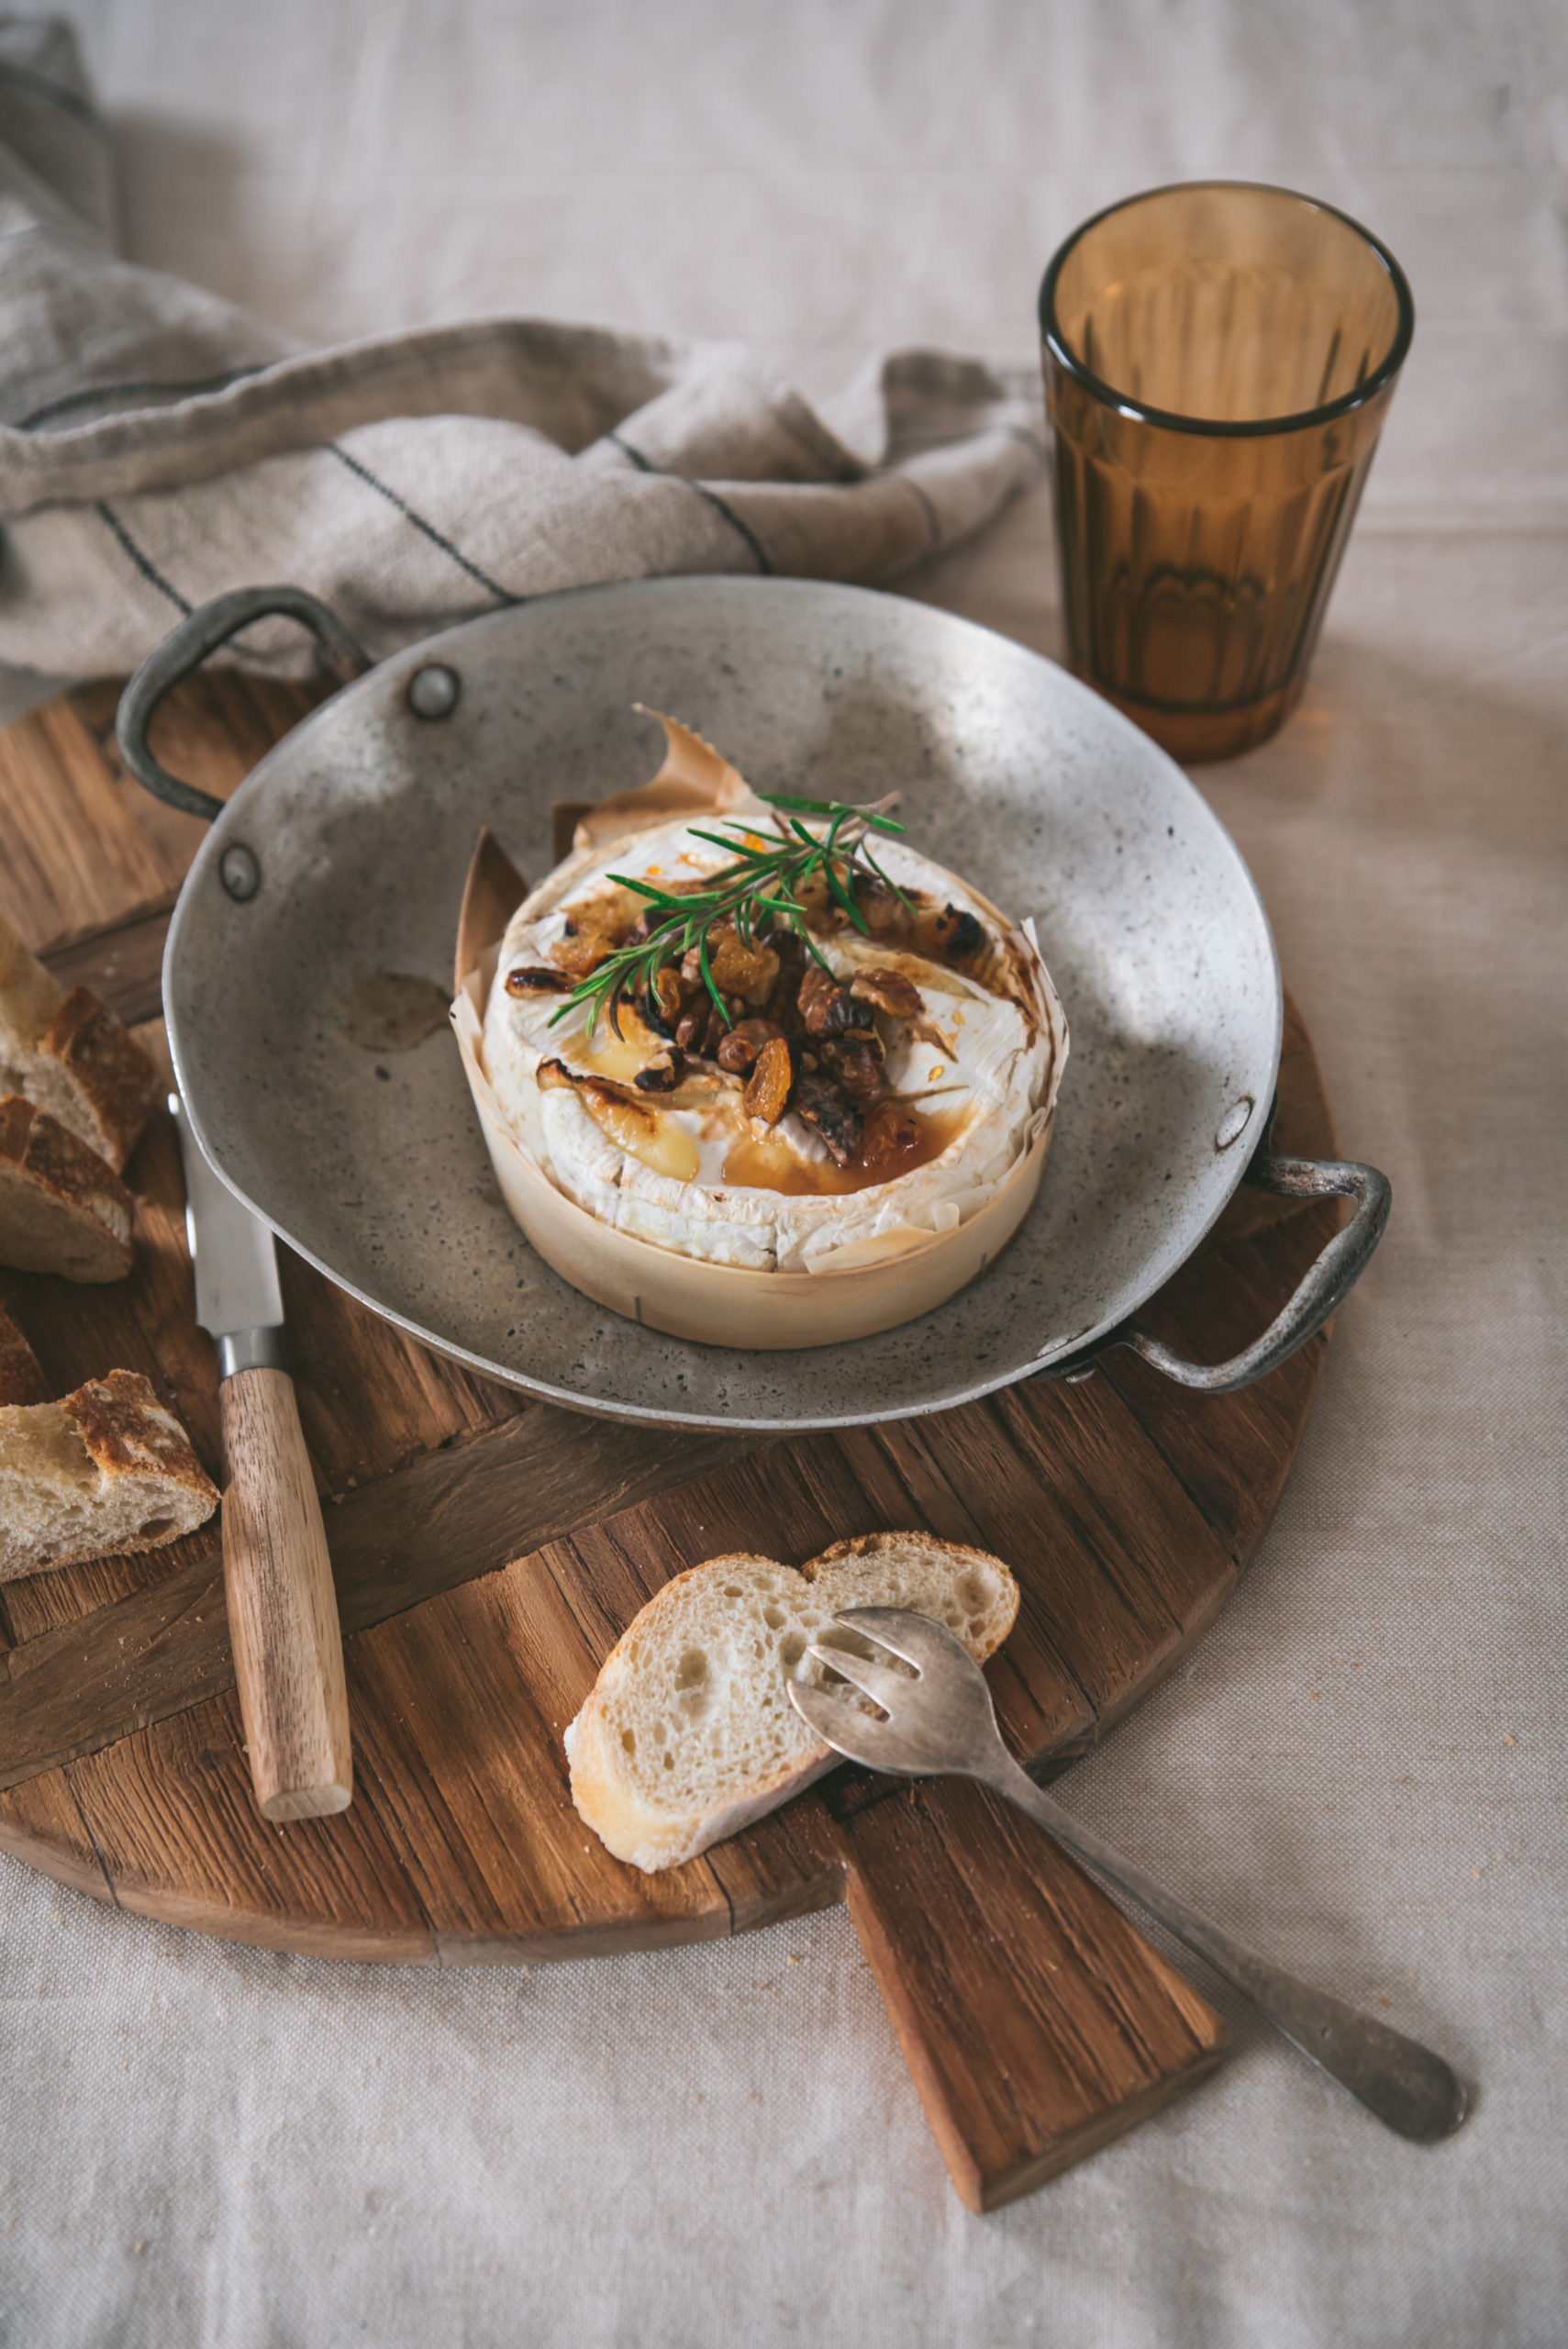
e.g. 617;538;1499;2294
832;1606;976;1675
805;1639;915;1714
787;1678;929;1776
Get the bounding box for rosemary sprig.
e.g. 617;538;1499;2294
549;791;908;1038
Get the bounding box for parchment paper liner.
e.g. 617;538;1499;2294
450;717;1065;1351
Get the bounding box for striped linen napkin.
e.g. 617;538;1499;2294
0;20;1044;680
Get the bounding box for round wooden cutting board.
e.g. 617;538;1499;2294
0;674;1346;2210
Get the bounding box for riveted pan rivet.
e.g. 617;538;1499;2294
1216;1095;1254;1151
406;662;461;720
219;843;261;902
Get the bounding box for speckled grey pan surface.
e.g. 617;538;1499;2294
163;576;1281;1431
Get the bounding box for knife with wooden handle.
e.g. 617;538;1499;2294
172;1093;353;1821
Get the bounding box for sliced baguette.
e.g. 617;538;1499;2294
0;912;159;1172
0;1366;218;1583
0;1302;47;1406
566;1531;1019;1872
0;1096;135;1282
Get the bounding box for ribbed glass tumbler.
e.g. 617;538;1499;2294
1040;182;1414;762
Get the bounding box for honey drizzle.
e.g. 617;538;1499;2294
721;1102;962;1197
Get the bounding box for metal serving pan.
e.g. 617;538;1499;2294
117;576;1387;1432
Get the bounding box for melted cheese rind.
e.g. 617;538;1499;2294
482;816;1065;1274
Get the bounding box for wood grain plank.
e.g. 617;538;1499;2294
40;899;174;1028
62;1688;437;1962
0;1408;769;1791
842;1776;1226;2210
0;1765;115;1906
0;696;177;947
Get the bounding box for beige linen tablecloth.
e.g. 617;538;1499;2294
2;6;1564;2344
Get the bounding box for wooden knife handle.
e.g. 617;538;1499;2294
839;1774;1227;2210
219;1366;353;1822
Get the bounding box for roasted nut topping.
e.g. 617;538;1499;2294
794;1074;864;1165
716;1018;784;1074
798;964;875;1037
505;965;570;995
634;1048;686;1092
762;925;808;1021
847;963;950;1055
674;1009;704;1052
848;967;924;1021
742;1034;795;1126
817;1034;884;1108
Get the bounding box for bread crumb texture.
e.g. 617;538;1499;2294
567;1531;1018;1871
0;1368;217;1583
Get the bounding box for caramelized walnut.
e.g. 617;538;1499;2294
742;1035;795;1126
847;967;923;1021
716;1018;784;1074
798;964;874;1038
793;1074;864;1165
762;927;808;1029
848;966;950;1056
817;1034;884;1108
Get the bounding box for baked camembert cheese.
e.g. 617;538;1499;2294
473;713;1066;1282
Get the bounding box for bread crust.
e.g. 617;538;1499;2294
0;1096;135;1282
0;1368;217;1583
0;1302;46;1407
35;988;161;1172
0;911;158;1173
61;1368;216;1501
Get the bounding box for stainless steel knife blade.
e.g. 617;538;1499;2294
170;1092;285;1374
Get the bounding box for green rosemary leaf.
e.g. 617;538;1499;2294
862;841;914;909
821;852;868;932
608;876;690;908
695;931;728;1024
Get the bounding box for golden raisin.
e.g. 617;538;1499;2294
742;1034;795;1126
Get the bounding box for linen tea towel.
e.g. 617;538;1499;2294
0;17;1046;679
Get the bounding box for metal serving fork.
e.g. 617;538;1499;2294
789;1609;1468;2143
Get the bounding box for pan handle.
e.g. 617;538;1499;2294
1039;1141;1391;1395
116;585;373;821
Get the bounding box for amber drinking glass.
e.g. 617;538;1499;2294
1040;181;1414;761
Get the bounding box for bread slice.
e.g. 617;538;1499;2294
0;1366;218;1583
566;1531;1019;1872
0;1096;135;1282
0;912;159;1172
0;1302;47;1406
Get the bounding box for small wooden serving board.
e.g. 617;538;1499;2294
0;675;1340;2210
